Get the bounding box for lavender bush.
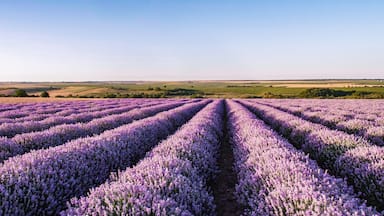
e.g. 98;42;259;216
62;100;224;216
336;146;384;210
0;100;163;137
240;100;383;211
0;100;208;215
0;101;184;163
258;99;384;146
227;100;378;215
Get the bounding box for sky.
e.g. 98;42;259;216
0;0;383;81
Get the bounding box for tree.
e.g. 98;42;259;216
40;91;50;98
14;89;28;97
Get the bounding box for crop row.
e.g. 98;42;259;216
0;100;165;137
0;99;189;122
257;99;384;123
0;102;121;124
0;99;382;215
258;100;384;146
63;100;224;215
240;100;384;210
0;99;125;119
0;101;186;163
227;100;377;215
0;99;177;122
0;100;209;215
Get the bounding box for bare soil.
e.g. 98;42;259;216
211;103;243;216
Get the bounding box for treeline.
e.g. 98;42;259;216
56;88;204;98
299;88;384;99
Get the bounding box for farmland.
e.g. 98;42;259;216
1;79;384;99
0;98;383;215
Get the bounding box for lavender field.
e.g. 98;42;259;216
0;99;383;215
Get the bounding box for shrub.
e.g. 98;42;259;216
14;89;28;97
40;91;50;98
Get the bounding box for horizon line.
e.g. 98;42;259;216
0;78;384;83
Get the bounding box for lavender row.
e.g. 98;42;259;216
0;99;123;119
0;107;63;120
0;99;155;119
0;101;123;124
0;100;121;123
336;146;384;209
63;100;224;216
0;102;69;118
0;99;162;137
227;100;378;215
0;103;25;113
258;99;384;124
0;101;185;163
0;100;209;215
240;100;384;210
0;99;189;123
258;100;384;146
0;99;110;114
240;101;370;167
0;104;113;126
256;99;355;127
0;99;162;135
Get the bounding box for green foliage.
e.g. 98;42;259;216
299;88;355;98
164;88;203;96
109;86;128;90
226;85;252;88
14;89;29;97
262;92;287;98
299;88;384;99
40;91;50;98
190;94;204;98
103;93;117;98
349;91;384;99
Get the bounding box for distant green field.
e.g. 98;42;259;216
0;80;384;99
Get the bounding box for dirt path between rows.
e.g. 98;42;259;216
211;102;243;216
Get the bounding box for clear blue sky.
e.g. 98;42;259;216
0;0;383;81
